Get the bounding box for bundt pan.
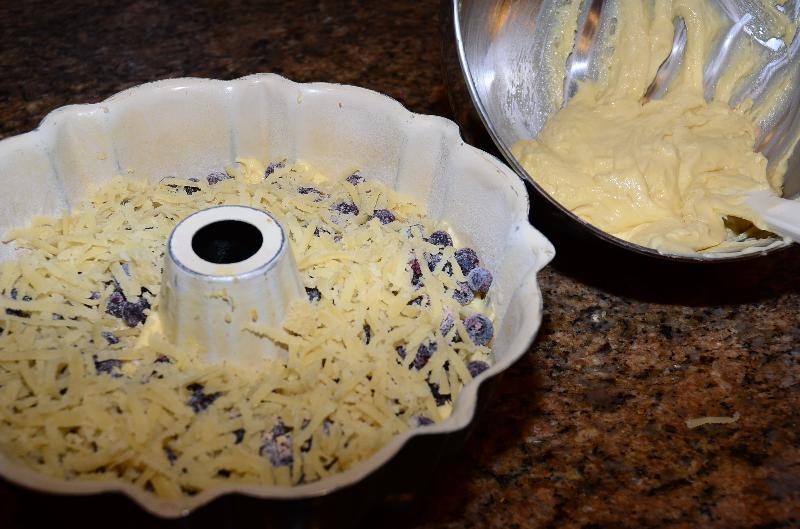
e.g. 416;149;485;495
0;74;554;526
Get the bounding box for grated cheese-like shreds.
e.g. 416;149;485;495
0;159;496;497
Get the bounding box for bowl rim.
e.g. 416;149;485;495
448;0;793;263
0;73;555;518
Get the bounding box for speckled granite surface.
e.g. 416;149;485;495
1;1;798;528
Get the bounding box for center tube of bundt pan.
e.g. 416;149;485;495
159;205;304;365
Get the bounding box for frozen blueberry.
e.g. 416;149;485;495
442;261;453;276
233;428;245;445
452;282;474;306
164;446;178;465
439;310;455;336
467;360;490;377
306;287;321;303
412;341;437;370
427;381;451;406
424;252;442;272
406;224;426;239
106;286;150;327
363;324;372;345
186;383;222;413
371;209;396;224
464;314;494;346
346;172;365;185
427;231;453;248
408;255;423;286
299;187;326;202
313;226;331;238
414;416;435;427
407;295;425;306
264;160;286;177
206;171;230;185
93;355;122;377
154;355;172;364
5;288;31;318
395;345;407;360
454;248;479;275
260;422;293;467
101;331;119;345
89;291;102;300
467;267;493;294
333;202;359;215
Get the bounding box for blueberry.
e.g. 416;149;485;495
427;381;451;406
467;267;493;294
154;355;172;364
5;288;31;318
186;383;221;413
313;226;331;238
408;255;423;286
464;314;494;346
346;172;365;185
412;341;437;370
217;469;231;478
363;324;372;345
442;261;453;276
106;286;150;327
407;295;425;306
372;209;396;224
233;428;245;444
414;416;435;426
333;202;359;215
206;171;230;185
264;160;286;177
452;282;474;306
260;422;293;467
183;184;202;195
306;287;321;302
101;331;119;345
427;231;453;247
439;310;455;336
395;344;407;360
52;313;64;320
88;291;101;300
406;224;426;239
164;446;178;465
93;355;122;377
424;252;442;272
454;248;479;275
299;187;326;202
467;360;490;377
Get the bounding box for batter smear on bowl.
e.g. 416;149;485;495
0;159;495;497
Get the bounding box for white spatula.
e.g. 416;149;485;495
745;191;800;243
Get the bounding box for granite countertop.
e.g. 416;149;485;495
1;1;798;528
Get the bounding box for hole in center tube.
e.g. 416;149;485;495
191;220;264;264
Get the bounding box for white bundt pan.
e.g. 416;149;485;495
0;74;554;518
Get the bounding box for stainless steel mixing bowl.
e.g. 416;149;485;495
442;0;800;262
